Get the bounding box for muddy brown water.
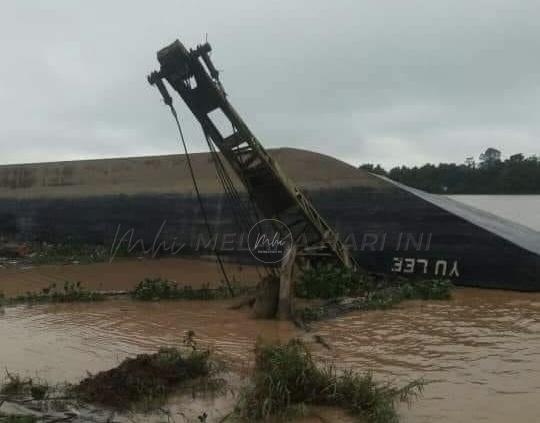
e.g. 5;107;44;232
0;257;259;298
1;289;540;422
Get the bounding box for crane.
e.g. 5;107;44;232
148;40;357;271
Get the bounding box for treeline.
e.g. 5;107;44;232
360;148;540;194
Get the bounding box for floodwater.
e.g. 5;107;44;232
0;257;259;298
450;195;540;231
2;289;540;422
316;289;540;422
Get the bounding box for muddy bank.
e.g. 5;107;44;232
0;257;259;298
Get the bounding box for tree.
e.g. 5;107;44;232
359;163;387;176
380;150;540;194
509;153;524;162
479;148;501;168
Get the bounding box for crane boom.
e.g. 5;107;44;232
148;40;357;269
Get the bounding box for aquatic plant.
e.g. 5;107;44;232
9;282;104;305
0;371;50;401
29;243;110;265
405;279;453;300
235;339;424;422
295;263;374;299
298;279;453;322
131;277;247;301
296;264;453;301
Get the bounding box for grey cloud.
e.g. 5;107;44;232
0;0;538;169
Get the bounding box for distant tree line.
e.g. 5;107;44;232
359;148;540;194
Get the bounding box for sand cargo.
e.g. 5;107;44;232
0;148;538;290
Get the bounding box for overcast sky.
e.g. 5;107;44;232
1;0;538;168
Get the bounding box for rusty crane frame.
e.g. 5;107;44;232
148;40;357;271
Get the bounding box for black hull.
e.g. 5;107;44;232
0;149;538;290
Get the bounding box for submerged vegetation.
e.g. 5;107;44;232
1;241;138;265
296;264;452;322
0;372;50;400
235;339;424;423
0;373;53;422
131;277;248;301
0;266;451;327
25;243;110;265
299;280;453;323
0;282;104;306
0;278;250;307
295;264;366;299
296;263;452;301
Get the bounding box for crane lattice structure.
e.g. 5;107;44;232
148;40;357;270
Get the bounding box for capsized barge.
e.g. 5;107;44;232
0;149;538;290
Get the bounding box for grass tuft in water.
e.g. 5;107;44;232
296;264;452;302
73;331;223;410
28;243;110;265
295;264;371;299
131;277;248;301
296;265;453;322
236;339;424;423
0;371;50;400
6;282;104;305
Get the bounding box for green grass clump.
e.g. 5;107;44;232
296;264;453;302
29;243;109;265
364;279;452;308
295;263;452;323
295;264;372;299
74;332;222;410
0;372;49;400
236;339;423;423
1;373;31;396
299;279;453;322
131;278;238;301
10;282;104;305
404;279;453;300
